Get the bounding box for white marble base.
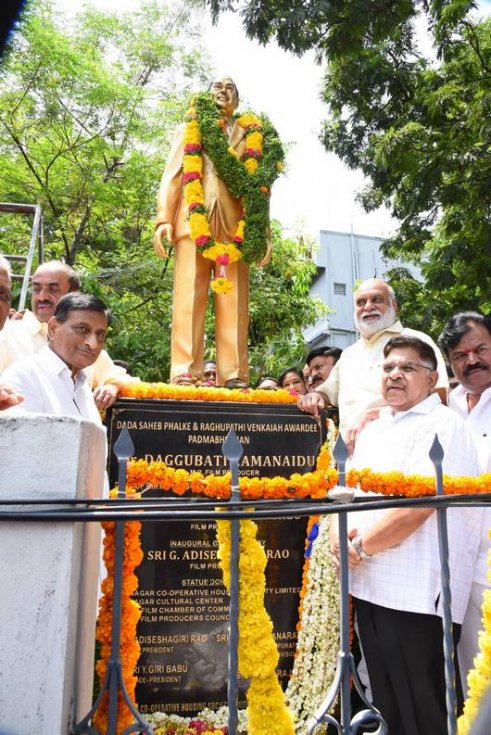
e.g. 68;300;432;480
0;414;106;734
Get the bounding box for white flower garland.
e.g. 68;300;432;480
285;515;340;734
285;418;340;734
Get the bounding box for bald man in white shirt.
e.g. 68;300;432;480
0;260;134;408
298;279;448;451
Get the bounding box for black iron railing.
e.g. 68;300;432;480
0;427;490;735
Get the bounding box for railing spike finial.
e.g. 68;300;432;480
113;427;135;462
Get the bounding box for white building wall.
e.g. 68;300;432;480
304;229;421;349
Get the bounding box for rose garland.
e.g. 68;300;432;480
147;708;248;734
216;517;295;735
119;380;298;404
183;92;284;293
94;495;143;734
458;538;491;735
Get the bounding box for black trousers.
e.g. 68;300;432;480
353;597;463;735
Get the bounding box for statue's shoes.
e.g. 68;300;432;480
224;378;248;389
171;373;198;386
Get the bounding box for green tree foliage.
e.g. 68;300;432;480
201;0;491;333
0;0;211;378
0;0;325;380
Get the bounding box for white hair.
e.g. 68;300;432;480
355;302;398;338
0;255;11;278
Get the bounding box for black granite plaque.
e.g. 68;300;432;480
106;399;329;717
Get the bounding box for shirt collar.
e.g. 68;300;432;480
361;319;403;345
380;392;441;421
39;344;88;386
451;382;491;411
22;309;48;338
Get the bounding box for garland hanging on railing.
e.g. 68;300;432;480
93;492;143;735
286;515;340;734
216;517;295;735
126;441;335;500
124;455;491;501
286;421;340;733
457;537;491;735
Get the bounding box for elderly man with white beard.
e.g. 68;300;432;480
298;278;448;449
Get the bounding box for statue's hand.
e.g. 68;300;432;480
154;223;173;259
256;241;272;268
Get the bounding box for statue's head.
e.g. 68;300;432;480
210;75;239;117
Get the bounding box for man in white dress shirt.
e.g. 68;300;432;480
0;260;132;407
331;334;480;734
2;292;110;424
439;311;491;695
298;278;448;449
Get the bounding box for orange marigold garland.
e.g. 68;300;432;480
125;452;491;502
126;459;337;500
345;468;491;497
119;380;299;404
93;491;143;734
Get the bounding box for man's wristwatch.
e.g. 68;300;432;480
352;534;371;560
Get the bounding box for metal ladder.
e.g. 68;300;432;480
0;202;44;310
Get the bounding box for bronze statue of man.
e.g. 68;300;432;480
154;75;283;387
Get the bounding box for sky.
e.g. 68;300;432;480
203;12;397;241
52;0;491;242
50;0;399;243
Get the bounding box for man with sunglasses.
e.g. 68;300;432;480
331;334;480;735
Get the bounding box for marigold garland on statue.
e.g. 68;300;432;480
182;92;284;293
216;517;295;735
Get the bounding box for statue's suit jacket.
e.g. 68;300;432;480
155;120;249;385
156;121;247;243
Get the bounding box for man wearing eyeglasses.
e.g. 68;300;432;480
331;334;480;735
439;312;491;697
298;278;448;451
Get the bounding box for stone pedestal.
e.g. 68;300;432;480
0;414;106;734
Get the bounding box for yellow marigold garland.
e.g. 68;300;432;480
119;380;299;404
216;517;295;735
182;92;283;295
94;491;143;734
458;536;491;735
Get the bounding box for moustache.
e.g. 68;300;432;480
463;362;488;376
